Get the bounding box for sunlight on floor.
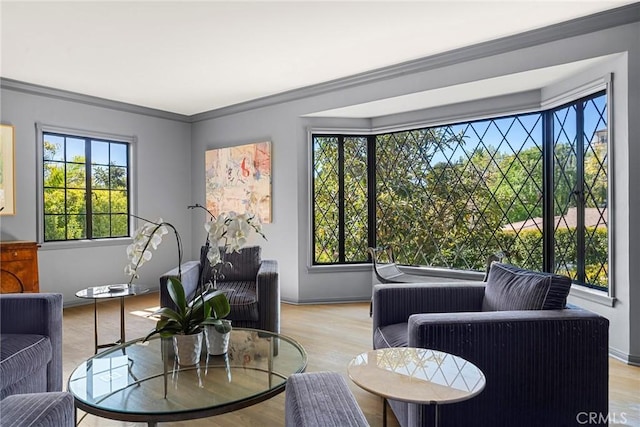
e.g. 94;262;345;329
129;305;160;320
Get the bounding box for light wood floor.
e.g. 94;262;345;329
62;292;639;426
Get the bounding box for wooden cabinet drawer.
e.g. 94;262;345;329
0;241;39;293
1;248;34;262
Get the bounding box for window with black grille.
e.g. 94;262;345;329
312;91;608;291
41;131;131;242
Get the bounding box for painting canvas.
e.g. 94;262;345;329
205;141;271;223
0;125;15;215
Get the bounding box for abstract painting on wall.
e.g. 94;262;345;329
205;141;271;223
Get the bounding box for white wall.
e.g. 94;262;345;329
190;22;640;363
0;89;192;304
190;105;302;301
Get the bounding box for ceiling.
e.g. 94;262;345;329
0;1;636;116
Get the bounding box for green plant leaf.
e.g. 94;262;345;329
152;307;182;323
148;281;230;338
215;319;232;333
202;318;232;334
208;292;231;319
167;277;187;316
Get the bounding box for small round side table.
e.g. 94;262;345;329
75;283;149;354
348;347;486;427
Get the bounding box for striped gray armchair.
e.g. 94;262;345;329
0;293;74;426
160;245;280;334
372;262;609;427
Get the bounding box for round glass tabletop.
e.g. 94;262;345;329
68;328;307;424
75;283;149;299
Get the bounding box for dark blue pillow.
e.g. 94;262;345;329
200;245;262;283
482;263;571;311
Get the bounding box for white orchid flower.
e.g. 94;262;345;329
207;247;221;265
205;219;225;242
125;218;173;284
124;264;135;276
202;210;265;266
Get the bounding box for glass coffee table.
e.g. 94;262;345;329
68;328;307;426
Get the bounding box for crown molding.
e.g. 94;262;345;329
0;78;191;123
191;2;640;122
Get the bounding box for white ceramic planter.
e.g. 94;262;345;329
204;324;231;355
172;332;203;366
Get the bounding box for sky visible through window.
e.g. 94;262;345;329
427;99;606;167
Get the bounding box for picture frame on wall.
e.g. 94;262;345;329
205;141;272;223
0;124;15;216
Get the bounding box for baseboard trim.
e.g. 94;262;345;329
609;347;640;366
281;297;370;305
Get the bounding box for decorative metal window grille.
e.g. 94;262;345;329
550;94;608;289
376;114;544;271
42;132;130;241
313;135;369;263
311;91;608;290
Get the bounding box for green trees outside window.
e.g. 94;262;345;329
42;132;130;241
312;91;608;290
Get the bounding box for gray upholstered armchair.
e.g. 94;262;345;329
0;293;74;426
372;262;609;427
160;245;280;334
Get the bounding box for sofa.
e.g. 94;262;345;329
285;371;369;427
0;293;74;426
372;262;610;427
160;245;280;333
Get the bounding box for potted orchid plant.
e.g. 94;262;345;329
188;204;266;354
143;276;229;363
124;216;227;365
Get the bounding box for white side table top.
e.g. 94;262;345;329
347;347;485;405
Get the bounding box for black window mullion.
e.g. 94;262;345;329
542;111;555;273
576;102;586;284
64;137;69;240
338;136;345;263
125;144;131;236
367;135;377;255
85;138;93;238
107;143;113;236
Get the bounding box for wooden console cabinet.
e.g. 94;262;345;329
1;241;40;293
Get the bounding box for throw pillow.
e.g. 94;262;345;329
200;245;262;283
482;262;571;311
219;246;262;281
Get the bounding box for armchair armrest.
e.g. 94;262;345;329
256;259;280;333
372;282;485;330
406;307;609;426
159;260;201;311
0;293;63;392
0;391;74;427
